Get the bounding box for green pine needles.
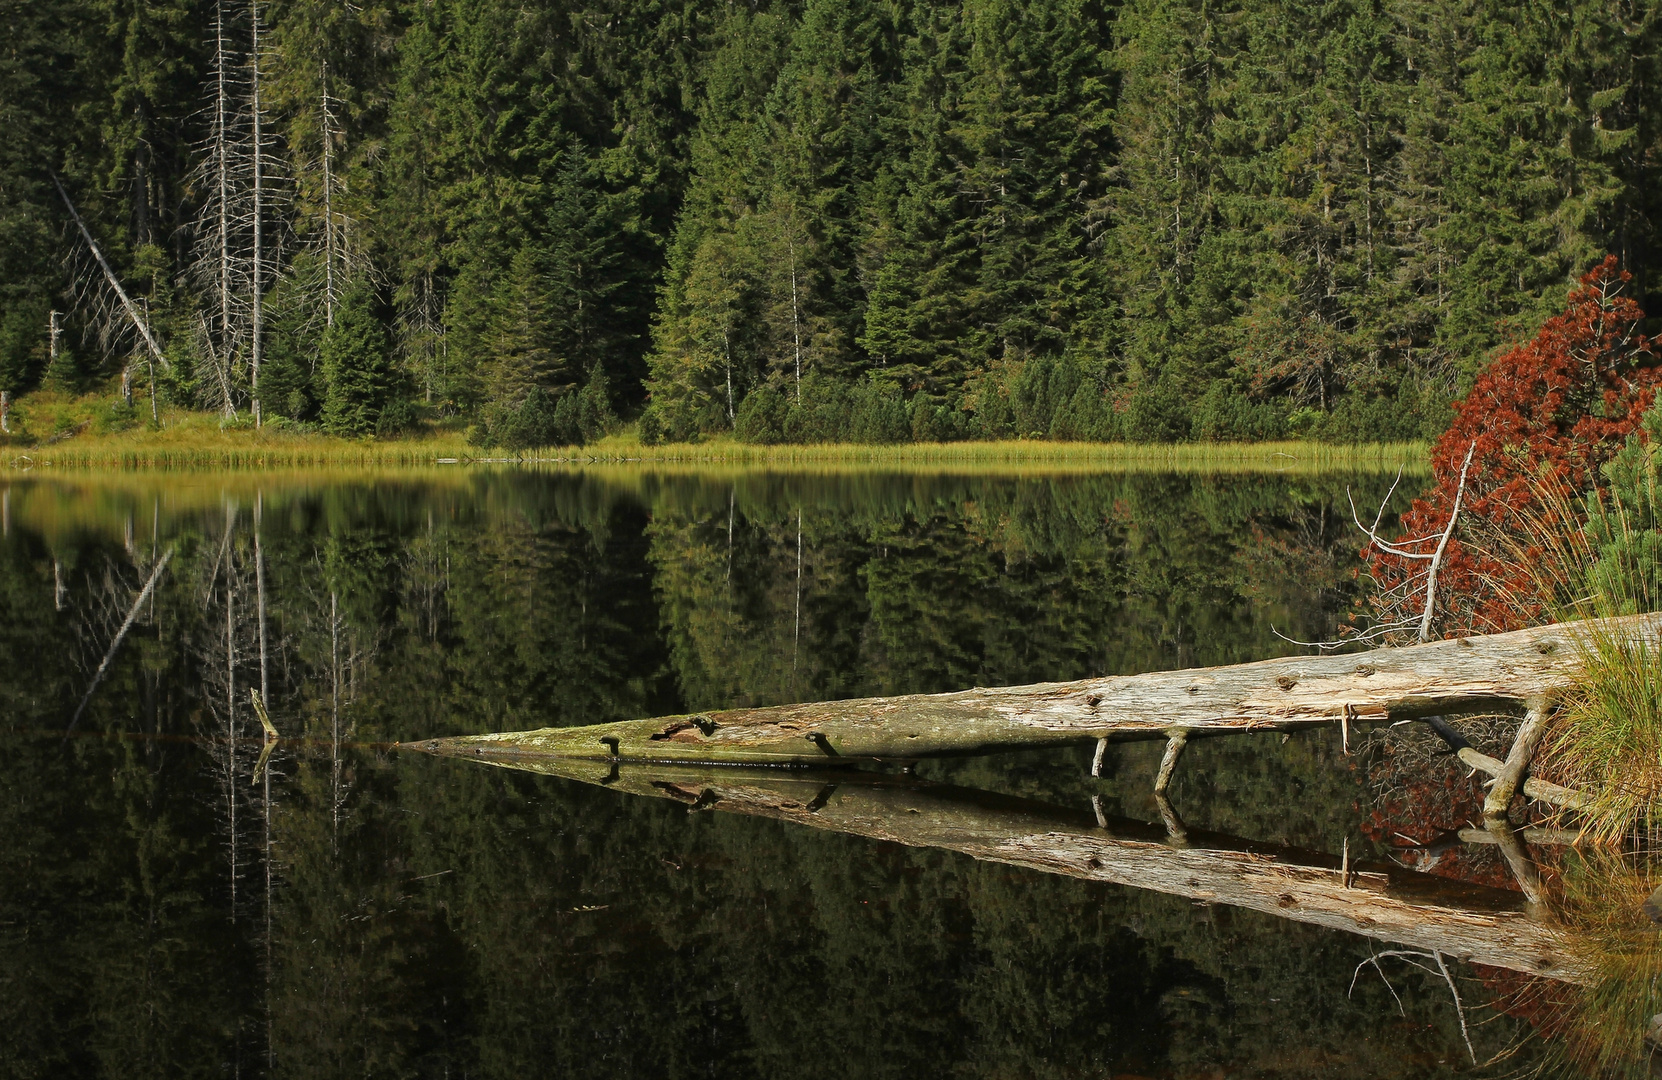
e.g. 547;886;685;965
319;283;392;437
5;0;1662;444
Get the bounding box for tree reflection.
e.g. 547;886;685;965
20;467;1612;1078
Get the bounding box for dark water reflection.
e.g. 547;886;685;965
0;466;1603;1078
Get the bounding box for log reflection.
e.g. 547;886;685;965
425;747;1590;984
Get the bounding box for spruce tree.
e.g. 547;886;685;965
486;243;564;407
320;281;390;435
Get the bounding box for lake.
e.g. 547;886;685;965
0;465;1569;1078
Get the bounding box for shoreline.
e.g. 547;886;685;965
2;424;1428;475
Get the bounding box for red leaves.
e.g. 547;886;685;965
1371;257;1661;635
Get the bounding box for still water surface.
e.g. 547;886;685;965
0;467;1566;1077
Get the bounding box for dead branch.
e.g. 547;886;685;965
1418;442;1477;642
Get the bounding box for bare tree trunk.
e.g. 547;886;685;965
331;589;341;844
50;174;167;366
255;492;268;704
321;61;336;329
249;0;264;428
785;219;802;396
793;508;802;681
227;595;238;916
214;1;233;362
1419;443;1476;643
262;747;274;1073
68;548;173;732
723;325;734;425
1;391;9;434
143;297;158;422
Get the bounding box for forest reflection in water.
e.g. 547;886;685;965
1;465;1656;1078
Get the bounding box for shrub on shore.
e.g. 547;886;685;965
1368;257;1662;638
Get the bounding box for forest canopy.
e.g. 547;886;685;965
2;0;1660;444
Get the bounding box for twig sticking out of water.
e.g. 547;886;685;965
250;689;278;787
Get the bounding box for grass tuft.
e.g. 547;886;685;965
1547;632;1662;844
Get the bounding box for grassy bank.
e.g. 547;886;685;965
1;401;1427;474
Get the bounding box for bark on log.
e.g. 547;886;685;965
416;614;1661;767
432;751;1588;984
1485;697;1553;818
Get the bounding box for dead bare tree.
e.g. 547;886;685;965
194;311;239;419
320;61;339;329
1349;444;1477;643
249;0;266;426
188;0;252;411
1277;443;1478;651
51;172;168;371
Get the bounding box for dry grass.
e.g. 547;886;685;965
1453;464;1662;844
1546;632;1662;844
1;402;1427;474
1;404;473;469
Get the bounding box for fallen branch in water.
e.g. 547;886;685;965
1422;715;1591;810
413;614;1661;769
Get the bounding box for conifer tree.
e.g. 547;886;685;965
320;281;390;436
486;244;563;408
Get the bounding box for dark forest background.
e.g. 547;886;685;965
3;0;1660;443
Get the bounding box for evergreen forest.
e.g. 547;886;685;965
4;0;1661;444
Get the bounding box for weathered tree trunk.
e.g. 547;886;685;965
436;753;1589;983
321;63;336;329
214;0;233;359
416;614;1660;767
249;0;266;427
51;174;167;367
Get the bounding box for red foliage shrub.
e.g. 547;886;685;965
1370;257;1660;635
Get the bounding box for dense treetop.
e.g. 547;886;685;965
2;0;1659;443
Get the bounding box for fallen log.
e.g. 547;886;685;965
414;614;1661;768
430;750;1590;984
